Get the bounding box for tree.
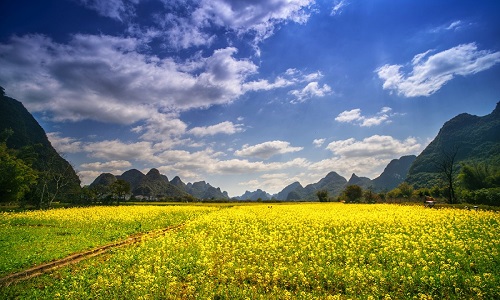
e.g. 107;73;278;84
111;179;131;205
363;189;379;203
316;189;329;202
458;162;499;190
397;182;414;199
433;146;460;204
0;143;37;203
343;185;363;203
27;152;76;208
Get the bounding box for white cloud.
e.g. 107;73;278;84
313;138;326;148
335;107;394;127
446;20;462;31
306;135;422;180
131;112;188;141
0;35;260;115
335;108;362;123
290;82;332;103
214;158;309;174
76;0;140;21
376;43;500;97
0;34;300;141
326;135;421;158
80;160;132;170
153;0;315;51
47;132;82;153
243;77;295;92
82;140;162;164
188;121;244;137
331;0;349;16
429;20;469;34
78;170;104;185
196;0;314;42
238;172;303;194
234;140;303;160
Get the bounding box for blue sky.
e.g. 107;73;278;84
1;0;499;197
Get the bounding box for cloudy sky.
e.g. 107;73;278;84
1;0;499;197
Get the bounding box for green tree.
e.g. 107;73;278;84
316;189;329;202
111;179;131;205
363;189;378;203
28;153;76;208
343;185;363;203
397;182;414;199
459;162;499;190
0;143;37;203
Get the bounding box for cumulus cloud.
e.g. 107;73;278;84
313;138;326;147
53;130;309;185
147;0;316;51
80;160;132;170
83;140;162;164
47;132;82;153
238;172;304;194
214;158;309;174
290;82;332;103
306;135;422;180
335;107;394;127
188;121;244;137
131;112;188;141
0;35;260;116
234;141;304;160
326;135;421;158
376;43;500;97
0;34;291;141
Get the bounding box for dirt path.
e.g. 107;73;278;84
0;223;185;287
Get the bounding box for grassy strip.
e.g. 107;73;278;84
0;205;216;277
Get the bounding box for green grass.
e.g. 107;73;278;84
0;205;216;276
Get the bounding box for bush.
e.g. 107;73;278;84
469;188;500;206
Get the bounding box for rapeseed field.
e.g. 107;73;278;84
1;203;499;299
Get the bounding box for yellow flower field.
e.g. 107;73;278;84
2;203;499;299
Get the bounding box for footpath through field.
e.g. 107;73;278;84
0;205;218;286
0;223;185;287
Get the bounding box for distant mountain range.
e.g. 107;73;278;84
88;154;417;201
90;168;229;200
258;155;416;201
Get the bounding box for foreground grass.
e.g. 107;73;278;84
0;205;216;276
2;203;500;299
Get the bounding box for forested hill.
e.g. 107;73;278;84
0;87;81;200
406;102;500;188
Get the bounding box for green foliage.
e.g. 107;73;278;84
111;179;131;204
458;162;499;191
397;182;414;199
0;143;37;203
387;182;415;200
342;184;363;203
460;188;500;206
316;189;329;202
363;189;379;203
